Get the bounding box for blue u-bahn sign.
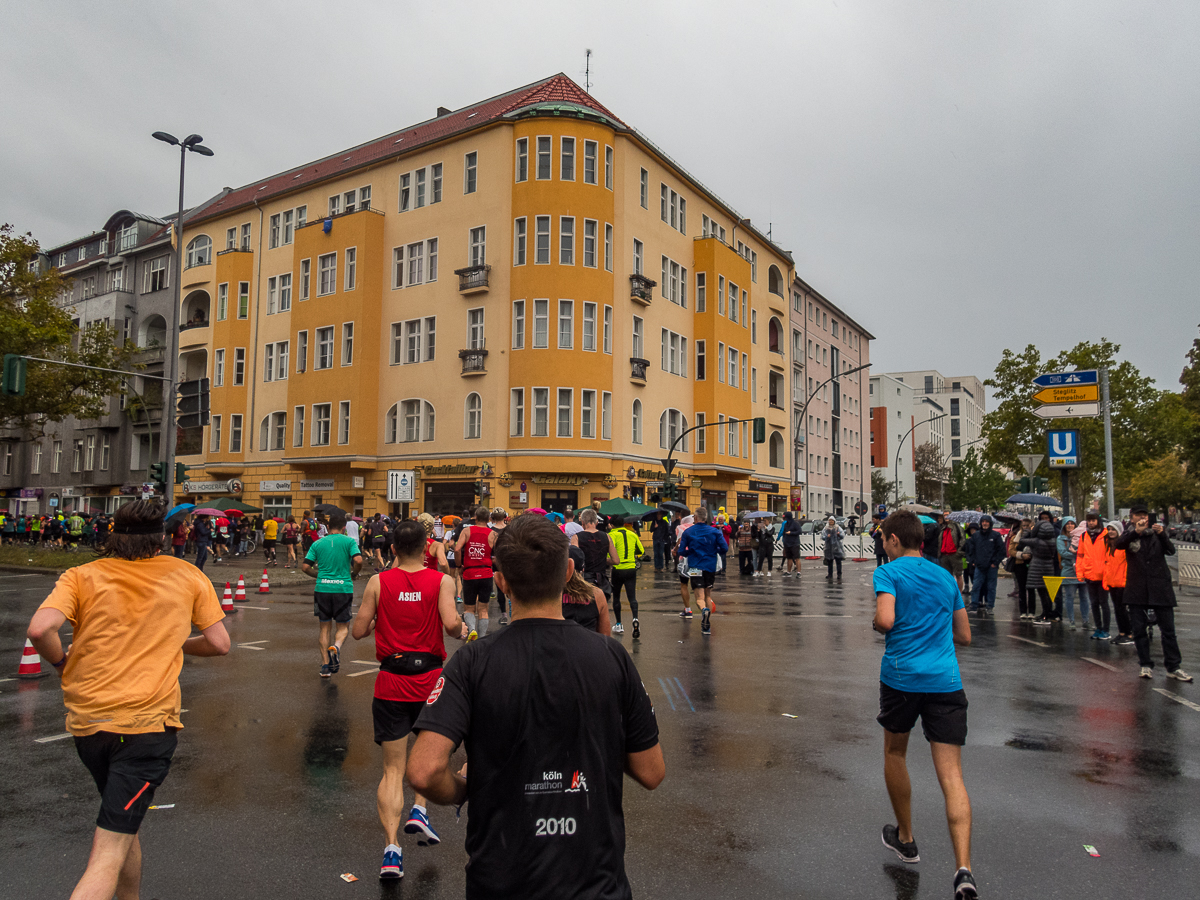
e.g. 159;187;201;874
1047;430;1080;468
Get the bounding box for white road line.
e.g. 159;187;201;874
351;659;379;665
346;667;379;677
0;678;15;684
237;645;265;651
236;606;270;610
1153;688;1200;713
1082;657;1118;671
794;614;854;618
35;733;73;744
1007;635;1048;647
240;639;269;646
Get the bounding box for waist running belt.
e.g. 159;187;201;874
379;651;444;676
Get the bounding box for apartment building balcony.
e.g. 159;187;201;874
459;345;488;375
455;264;490;294
133;345;166;365
178;321;211;349
182;262;213;288
630;274;655;306
630;357;649;383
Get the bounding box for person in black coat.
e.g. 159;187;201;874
1019;520;1061;623
965;515;1007;614
1115;504;1191;681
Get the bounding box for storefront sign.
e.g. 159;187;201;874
737;492;759;500
260;480;293;492
590;494;610;504
636;469;666;480
19;488;42;498
352;476;365;489
748;480;779;494
509;491;527;508
61;488;76;497
49;497;59;507
182;479;243;494
119;484;141;495
299;479;335;491
387;470;416;503
417;464;481;476
691;479;702;488
530;474;590;486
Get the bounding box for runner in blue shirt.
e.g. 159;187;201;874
871;509;978;899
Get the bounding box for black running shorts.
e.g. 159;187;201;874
462;577;493;607
74;729;178;834
877;682;968;746
782;545;800;560
314;591;354;623
689;570;716;590
372;697;429;745
263;539;276;550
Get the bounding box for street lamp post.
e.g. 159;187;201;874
792;361;871;518
893;413;948;508
152;132;213;506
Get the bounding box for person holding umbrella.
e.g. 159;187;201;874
823;516;846;579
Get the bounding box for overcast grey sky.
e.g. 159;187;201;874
3;0;1196;390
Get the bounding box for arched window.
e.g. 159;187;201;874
658;409;688;452
465;393;481;439
769;431;784;469
768;317;782;353
387;400;436;442
138;314;166;348
768;264;784;296
632;400;642;444
185;235;212;268
259;415;271;451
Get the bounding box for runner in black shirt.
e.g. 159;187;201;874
408;513;663;900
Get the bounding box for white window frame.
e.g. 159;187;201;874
514;217;527;266
338;401;351;445
533;299;549;348
559;217;574;265
582;302;596;351
603;305;612;354
535;216;551;264
510;388;525;437
318;253;336;296
512;300;525;349
342;322;354;366
533;387;550;436
557;300;574;349
312;403;331;446
344;247;357;291
557;388;573;438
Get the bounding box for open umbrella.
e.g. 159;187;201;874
314;503;347;516
166;502;195;520
192;508;223;516
597;497;657;517
209;497;262;514
659;501;690;514
947;510;983;525
918;515;937;525
223;509;245;518
992;512;1022;525
526;507;548;516
902;502;936;514
744;510;777;519
1006;493;1062;507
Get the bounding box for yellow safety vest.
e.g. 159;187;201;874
612;528;644;570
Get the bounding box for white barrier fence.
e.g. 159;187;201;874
793;534;876;560
1179;543;1200;589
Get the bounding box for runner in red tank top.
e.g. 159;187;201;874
418;514;449;573
352;519;467;879
454;506;497;640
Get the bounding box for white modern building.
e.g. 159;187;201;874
869;373;916;504
886;370;987;473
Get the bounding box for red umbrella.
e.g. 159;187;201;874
224;509;245;518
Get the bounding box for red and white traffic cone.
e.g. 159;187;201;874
258;568;270;594
234;575;247;602
221;581;234;613
17;639;47;679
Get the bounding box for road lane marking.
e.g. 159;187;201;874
1153;688;1200;713
35;733;73;743
1007;635;1048;647
239;640;269;646
237;644;265;651
1082;657;1118;671
673;677;696;712
237;606;270;610
351;660;379;665
346;667;379;677
656;677;676;711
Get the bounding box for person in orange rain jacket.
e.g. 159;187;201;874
1103;522;1134;645
1076;510;1111;639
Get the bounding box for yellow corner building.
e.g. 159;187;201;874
176;74;797;520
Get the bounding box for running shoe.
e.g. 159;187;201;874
953;867;978;899
632;619;640;639
680;609;693;619
1096;631;1111;640
404;807;441;845
327;645;340;673
613;623;624;634
1113;634;1135;645
1032;617;1052;627
380;845;402;879
1140;666;1153;679
701;609;711;635
1167;669;1194;682
319;663;332;678
881;824;919;863
1090;629;1104;640
467;629;478;642
499;614;509;626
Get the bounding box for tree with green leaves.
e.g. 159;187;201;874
1179;325;1200;474
945;447;1012;511
981;339;1185;518
0;224;136;438
871;469;896;508
1124;453;1200;521
913;442;944;504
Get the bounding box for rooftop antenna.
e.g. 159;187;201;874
584;49;592;93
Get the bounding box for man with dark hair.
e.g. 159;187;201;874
407;514;664;899
25;500;230;900
678;506;728;636
302;512;364;677
964;515;1006;616
352;518;468;879
1118;503;1192;682
872;509;977;898
455;505;498;640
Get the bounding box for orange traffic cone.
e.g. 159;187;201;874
258;568;270;594
17;639;47;679
221;581;234;613
234;575;247;602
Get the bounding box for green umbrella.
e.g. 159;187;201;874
596;497;657;518
209;497;262;514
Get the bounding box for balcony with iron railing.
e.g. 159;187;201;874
630;274;656;306
455;264;491;294
459;341;488;375
630;357;650;382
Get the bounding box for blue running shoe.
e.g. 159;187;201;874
404;806;441;845
380;845;402;879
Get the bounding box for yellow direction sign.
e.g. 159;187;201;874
1034;384;1099;405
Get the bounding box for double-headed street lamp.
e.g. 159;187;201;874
152;132;213;504
893;412;948;508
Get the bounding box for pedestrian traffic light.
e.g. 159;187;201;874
1032;476;1048;493
177;378;210;428
149;462;167;493
175;462;189;484
473;480;483;499
752;416;766;444
2;354;27;396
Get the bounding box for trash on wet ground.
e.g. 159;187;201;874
1084;845;1100;857
148;804;175;810
340;872;359;882
781;714;799;718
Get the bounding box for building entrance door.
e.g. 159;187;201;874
541;490;578;516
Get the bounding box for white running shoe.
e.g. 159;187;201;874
1139;667;1153;679
1167;669;1193;682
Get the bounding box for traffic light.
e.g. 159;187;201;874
663;479;676;502
175;462;189;484
2;354;27;396
752;416;766;444
1032;476;1048;493
1017;476;1031;493
473;481;483;499
177;378;210;428
149;462;167;493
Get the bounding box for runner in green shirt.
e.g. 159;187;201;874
301;514;363;678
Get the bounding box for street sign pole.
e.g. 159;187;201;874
1061;470;1071;519
1101;366;1115;519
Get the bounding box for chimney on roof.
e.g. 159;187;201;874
436;106;451;117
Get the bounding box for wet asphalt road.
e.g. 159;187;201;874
2;561;1199;899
